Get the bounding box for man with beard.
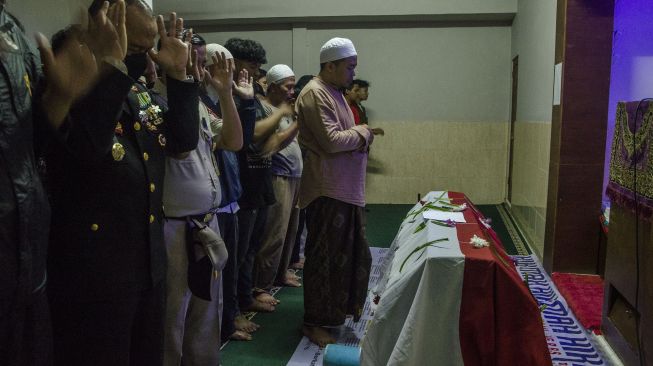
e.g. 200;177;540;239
295;37;374;347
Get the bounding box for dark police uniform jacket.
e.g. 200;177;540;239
46;64;199;300
0;5;51;362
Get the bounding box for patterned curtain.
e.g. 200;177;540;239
607;100;653;220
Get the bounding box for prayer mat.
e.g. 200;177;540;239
287;248;387;366
552;272;604;335
514;255;608;365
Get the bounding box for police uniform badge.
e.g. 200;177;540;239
145;121;158;132
112;142;125;161
158;134;166;147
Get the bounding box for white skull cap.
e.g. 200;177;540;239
205;43;234;66
267;64;295;84
320;37;357;63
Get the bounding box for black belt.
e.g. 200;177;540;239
165;210;218;223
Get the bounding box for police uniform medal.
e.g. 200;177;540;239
112;143;125;161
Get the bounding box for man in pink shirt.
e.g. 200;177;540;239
295;37;374;347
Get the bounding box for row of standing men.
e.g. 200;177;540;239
1;0;377;364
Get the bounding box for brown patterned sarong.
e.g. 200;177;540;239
303;197;372;326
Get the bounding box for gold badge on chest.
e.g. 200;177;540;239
112;142;126;161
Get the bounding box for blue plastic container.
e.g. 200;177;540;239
323;344;361;366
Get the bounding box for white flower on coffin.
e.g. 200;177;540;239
452;203;467;212
470;235;489;248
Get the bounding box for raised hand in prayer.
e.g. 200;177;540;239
85;0;127;62
184;29;203;82
204;52;234;95
35;1;127;129
232;69;254;100
148;13;189;81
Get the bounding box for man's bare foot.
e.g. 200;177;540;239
290;258;305;270
235;315;259;333
286;269;301;281
282;278;302;287
244;299;276;312
228;330;253;341
302;325;336;348
255;292;280;305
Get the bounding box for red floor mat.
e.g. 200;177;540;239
552;272;604;334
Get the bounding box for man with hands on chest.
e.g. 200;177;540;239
44;1;200;365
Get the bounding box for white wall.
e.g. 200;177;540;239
510;0;556;122
306;27;511;123
201;29;294;69
199;26;511;124
5;0;90;39
508;0;557;256
157;0;517;21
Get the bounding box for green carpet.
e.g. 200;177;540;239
476;204;531;255
220;285;304;366
220;204;526;365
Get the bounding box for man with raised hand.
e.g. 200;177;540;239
224;38;279;320
1;0;122;364
162;49;242;366
45;1;199;365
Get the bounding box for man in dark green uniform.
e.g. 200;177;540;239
45;2;199;365
0;1;121;365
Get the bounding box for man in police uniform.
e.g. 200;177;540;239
45;2;200;365
0;1;124;365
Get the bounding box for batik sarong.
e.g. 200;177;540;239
303;196;372;326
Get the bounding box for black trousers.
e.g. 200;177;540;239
49;282;164;366
236;206;268;310
217;211;239;342
0;288;52;366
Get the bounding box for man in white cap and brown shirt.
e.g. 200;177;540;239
295;37;374;347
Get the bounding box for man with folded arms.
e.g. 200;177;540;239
253;64;303;299
295;37;374;347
